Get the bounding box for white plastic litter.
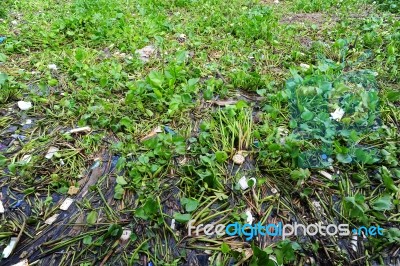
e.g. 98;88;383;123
17;101;32;111
135;45;155;62
45;214;59;225
245;209;254;224
45;146;59;159
232;154;245;165
2;237;17;258
48;64;58;70
300;63;310;69
11;259;29;266
69;126;91;134
21;155;32;164
0;200;4;213
319;170;333;180
120;229;132;242
171;219;176;230
238;176;256;190
60;198;74;211
330;108;345;121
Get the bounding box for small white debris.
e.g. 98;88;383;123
245;209;254;224
274;0;280;3
48;64;58;70
300;63;310;69
238;176;256;190
60;198;74;211
24;119;32;125
0;200;4;213
171;219;176;230
11;259;29;266
271;187;278;194
319;170;333;180
232;154;245;165
2;237;18;258
68;126;91;134
120;229;132;242
60;159;65;166
140;126;163;142
135;45;155;62
45;214;59;225
45;146;59;159
11;20;18;25
21;155;32;164
330;108;345;121
17;101;32;111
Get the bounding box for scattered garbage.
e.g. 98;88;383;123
17;101;32;111
171;219;176;230
0;200;4;213
48;64;58;70
2;237;18;258
177;33;187;43
45;213;59;225
238;176;256;190
232;153;245;165
45;146;59;159
10;200;23;210
67;186;79;196
60;198;74;211
330;108;345;121
120;229;132;243
300;63;310;70
68;126;91;134
350;234;358;252
11;259;29;266
140;126;162;142
135;45;155;63
0;36;6;44
319;170;333;180
164;126;177;135
12;134;27;141
245;209;254;224
271;187;278;194
208;99;238;106
20;155;32;164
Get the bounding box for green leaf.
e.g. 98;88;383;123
387;90;400;102
116;176;128;185
114;184;125;200
148;71;164;88
87;211;98;225
372;195;393;211
135;198;159;220
0;53;7;63
0;154;7;167
173;213;191;223
336;153;352;164
221;243;230;254
301;111;314;121
181;197;199;212
381;166;399;192
215;151;228;163
83;236;93;245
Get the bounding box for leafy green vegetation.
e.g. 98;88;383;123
0;0;399;265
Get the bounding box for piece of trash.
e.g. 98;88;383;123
67;186;79;196
135;45;155;63
245;209;254;224
0;200;4;213
68;126;91;134
300;63;310;69
48;64;58;70
238;176;256;190
60;159;65;166
321;154;328;160
209;99;238;106
24;119;32;125
10;200;23;210
2;237;18;258
171;219;176;230
17;101;32;111
45;213;59;225
60;198;74;211
330;108;345;121
140;126;162;142
177;33;187;42
120;229;132;242
232;154;245;165
20;155;32;164
271;187;278;194
45;146;59;159
0;36;6;44
319;170;333;180
11;259;29;266
164;126;176;135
